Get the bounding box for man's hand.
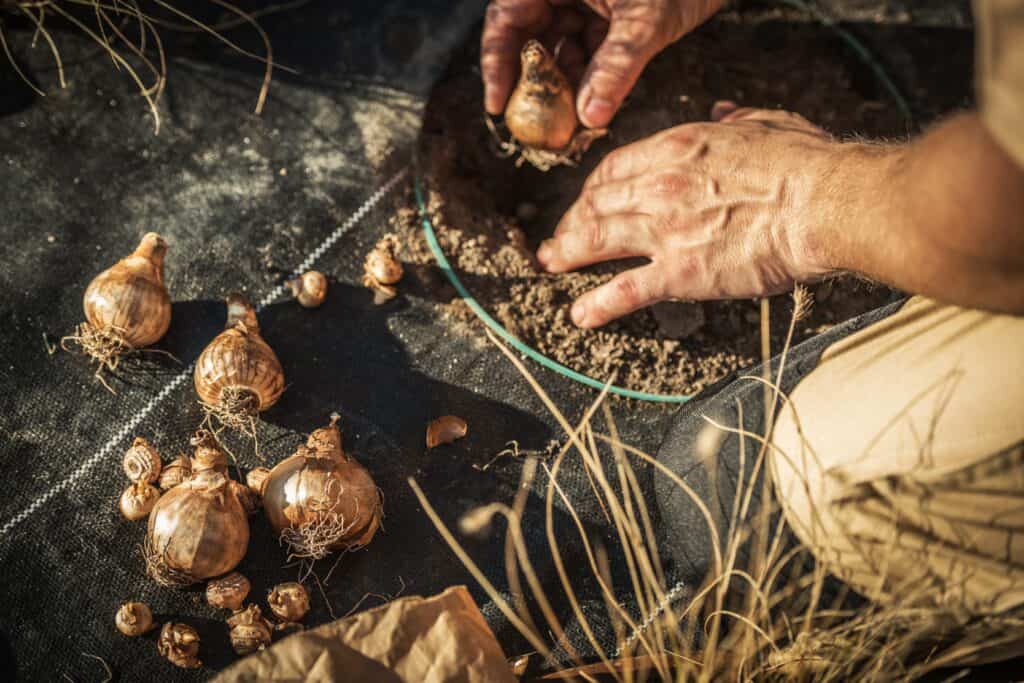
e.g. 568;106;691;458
537;103;884;328
481;0;722;129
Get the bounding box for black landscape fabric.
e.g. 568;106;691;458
1;1;1008;682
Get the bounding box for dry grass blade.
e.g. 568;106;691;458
17;5;66;88
408;477;556;663
0;19;45;95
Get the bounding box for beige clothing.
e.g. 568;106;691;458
976;0;1024;166
771;297;1024;663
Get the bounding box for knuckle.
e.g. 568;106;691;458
651;172;687;198
616;17;657;44
579;190;598;220
650;212;676;238
595;150;622;182
613;274;643;308
587;218;607;252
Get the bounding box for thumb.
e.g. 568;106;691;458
576;16;660;129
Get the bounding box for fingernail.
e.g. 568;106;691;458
571;301;586;327
537;240;553;267
582;93;614;128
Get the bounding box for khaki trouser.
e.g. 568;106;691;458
771;296;1024;664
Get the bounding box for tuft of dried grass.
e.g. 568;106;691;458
1;0;291;133
411;285;1012;682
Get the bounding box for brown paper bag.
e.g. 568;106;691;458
215;585;516;683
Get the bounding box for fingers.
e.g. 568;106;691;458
710;100;738;121
570;264;666;328
481;0;554;115
583;144;653;190
710;100;826;136
538;213;651;272
576;14;661;128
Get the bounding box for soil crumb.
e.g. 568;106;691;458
395;20;914;397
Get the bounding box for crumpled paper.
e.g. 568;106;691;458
214;586;516;683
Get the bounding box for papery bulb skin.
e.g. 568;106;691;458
261;417;383;558
83;232;171;348
193;293;285;415
145;471;250;586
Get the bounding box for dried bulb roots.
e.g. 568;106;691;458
288;271;328;308
115;601;154;637
194;293;285;432
120;482;160;521
159;622;201;669
123;437;162;483
267;582;310;622
227;604;272;655
206;571;251;611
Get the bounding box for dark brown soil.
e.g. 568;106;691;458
393;18;967;397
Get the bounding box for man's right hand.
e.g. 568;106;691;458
481;0;723;129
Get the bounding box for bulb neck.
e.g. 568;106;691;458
134;232;168;268
225;293;259;331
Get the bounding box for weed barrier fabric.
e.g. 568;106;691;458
0;1;1002;681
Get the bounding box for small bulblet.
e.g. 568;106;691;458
83;232;171;348
267;582;310;622
120;482;160;520
194;293;285;417
159;622;201;669
158;455;192;490
505;40;577;151
123;436;162;483
227;604;272;655
115;601;154;636
206;571;251;611
288;271;328;308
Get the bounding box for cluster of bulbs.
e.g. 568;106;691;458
74;232;396;667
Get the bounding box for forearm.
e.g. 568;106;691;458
823;113;1024;314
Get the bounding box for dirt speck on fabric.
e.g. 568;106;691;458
393;22;912;397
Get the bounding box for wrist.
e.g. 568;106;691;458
797;141;906;280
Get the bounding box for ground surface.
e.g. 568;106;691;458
0;1;997;681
